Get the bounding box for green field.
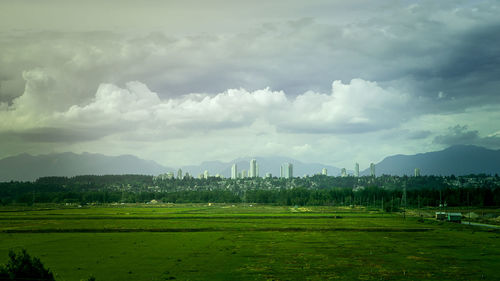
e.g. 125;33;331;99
0;204;499;280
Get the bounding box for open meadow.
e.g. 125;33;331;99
0;204;499;280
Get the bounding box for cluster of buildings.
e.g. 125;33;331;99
155;159;425;181
339;162;374;178
230;160;294;179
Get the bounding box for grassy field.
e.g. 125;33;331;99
0;204;499;280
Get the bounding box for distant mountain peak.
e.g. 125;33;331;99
363;145;500;176
0;152;170;182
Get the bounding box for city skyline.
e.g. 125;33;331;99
155;159;433;179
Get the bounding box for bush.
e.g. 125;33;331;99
0;249;55;281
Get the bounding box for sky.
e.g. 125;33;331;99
0;0;499;169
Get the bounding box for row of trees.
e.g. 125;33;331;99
1;180;499;207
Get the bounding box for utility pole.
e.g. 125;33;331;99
402;187;407;220
417;194;420;219
468;192;470;225
439;190;442;209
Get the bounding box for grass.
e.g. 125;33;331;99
0;204;499;280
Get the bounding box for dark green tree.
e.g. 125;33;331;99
0;249;55;281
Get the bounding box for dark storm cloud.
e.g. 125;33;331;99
407;130;432;140
0;128;106;143
409;23;500;108
436;24;500;80
1;3;499;107
433;125;500;148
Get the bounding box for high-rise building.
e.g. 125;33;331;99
256;163;259;178
241;170;247;178
249;159;257;178
370;163;375;177
204;170;209;179
184;172;190;179
281;163;293;179
414;168;421;177
177;169;183;180
341;168;347;177
231;164;238;179
322;168;327;176
354;163;359;177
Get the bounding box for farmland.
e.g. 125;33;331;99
0;204;499;280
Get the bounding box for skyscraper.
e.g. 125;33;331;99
177;168;183;180
204;170;209;179
231;164;237;179
370;163;375;177
321;168;327;176
414;168;421;177
281;163;293;179
241;170;247;178
249;159;257;178
355;163;359;177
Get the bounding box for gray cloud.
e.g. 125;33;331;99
433;125;500;148
0;0;499;167
0;127;107;143
1;1;499;108
407;130;433;140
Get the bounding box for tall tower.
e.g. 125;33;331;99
256;163;259;178
321;168;327;176
204;170;209;179
414;168;420;177
177;168;183;180
282;163;293;179
354;163;359;177
341;168;347;177
231;164;238;179
370;163;375;177
249;159;257;178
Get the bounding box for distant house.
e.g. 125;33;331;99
435;212;446;221
447;213;462;223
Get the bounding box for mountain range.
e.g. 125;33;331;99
0;145;499;182
0;152;168;182
360;145;500;176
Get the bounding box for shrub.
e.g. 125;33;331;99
0;249;55;281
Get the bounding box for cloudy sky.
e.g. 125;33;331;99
1;0;499;169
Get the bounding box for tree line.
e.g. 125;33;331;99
1;174;499;207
